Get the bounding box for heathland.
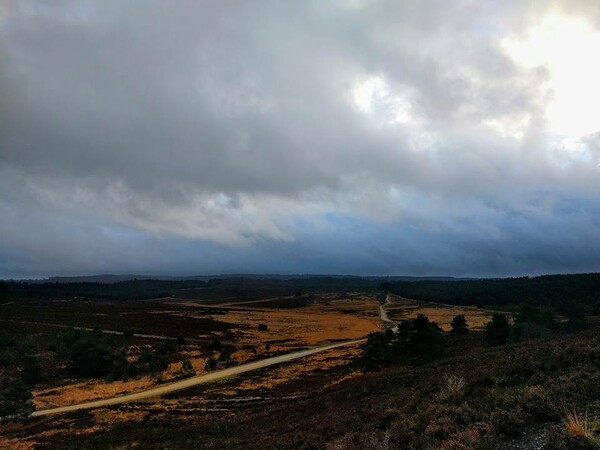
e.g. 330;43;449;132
1;275;599;449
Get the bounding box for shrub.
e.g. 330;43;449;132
179;359;195;377
362;314;444;369
544;425;599;450
204;357;218;371
65;333;114;378
540;308;559;331
439;374;466;400
136;346;168;374
208;338;222;351
558;406;598;448
0;379;34;422
123;328;135;340
108;349;129;381
157;338;176;355
257;323;268;331
363;331;393;371
19;338;43;384
0;331;9;351
566;305;587;333
402;314;444;366
218;347;232;362
327;431;390;450
451;315;469;335
485;314;511;346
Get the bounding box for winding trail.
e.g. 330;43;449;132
32;339;365;417
379;293;398;332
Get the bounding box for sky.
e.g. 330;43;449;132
1;0;600;279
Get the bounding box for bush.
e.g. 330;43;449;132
65;333;114;378
123;328;135;340
218;347;232;362
403;314;444;366
0;331;9;351
544;425;599;450
363;331;392;371
157;338;176;355
540;308;559;331
136;346;168;375
0;379;34;422
208;338;222;351
451;315;469;335
566;305;587;333
204;357;218;371
257;324;268;331
485;314;511;346
179;359;195;377
362;314;444;369
19;338;43;384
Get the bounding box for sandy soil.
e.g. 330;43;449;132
208;296;381;351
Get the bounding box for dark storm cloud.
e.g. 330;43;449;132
1;0;600;277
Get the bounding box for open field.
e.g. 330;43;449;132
384;294;498;331
0;290;382;416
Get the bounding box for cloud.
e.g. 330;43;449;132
1;0;600;277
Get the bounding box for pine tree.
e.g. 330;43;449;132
485;314;511;346
450;315;469;335
0;379;35;421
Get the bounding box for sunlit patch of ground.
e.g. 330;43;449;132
91;407;148;427
213;345;364;393
206;295;381;351
0;437;34;450
33;378;157;410
385;295;495;330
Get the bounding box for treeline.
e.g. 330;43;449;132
0;279;209;302
382;273;600;313
0;276;382;303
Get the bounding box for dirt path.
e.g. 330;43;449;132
32;339;365;417
379;294;398;332
217;295;295;306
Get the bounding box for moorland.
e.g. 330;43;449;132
1;274;599;449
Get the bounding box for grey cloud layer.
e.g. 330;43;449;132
1;0;600;277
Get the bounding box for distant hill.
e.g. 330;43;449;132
47;274;173;284
15;274;476;284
